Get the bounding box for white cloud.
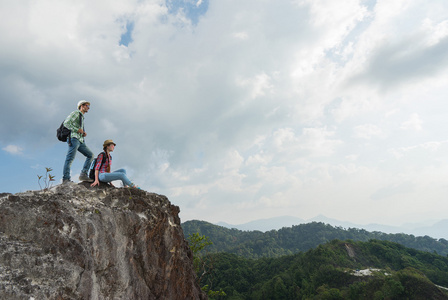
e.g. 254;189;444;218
2;145;23;155
400;113;423;131
422;19;448;46
246;152;271;166
299;127;342;157
259;192;292;208
237;72;274;99
353;124;384;139
1;0;448;227
233;32;249;40
331;92;382;123
223;150;244;170
389;141;446;159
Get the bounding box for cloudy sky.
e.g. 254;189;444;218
1;0;448;227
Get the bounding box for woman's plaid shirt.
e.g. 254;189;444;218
95;152;112;174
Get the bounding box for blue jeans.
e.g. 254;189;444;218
99;169;133;187
63;138;94;180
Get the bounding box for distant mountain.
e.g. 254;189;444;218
411;219;448;239
216;215;305;232
215;215;448;239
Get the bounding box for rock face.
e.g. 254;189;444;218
0;183;206;300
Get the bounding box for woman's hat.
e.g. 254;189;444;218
103;139;116;147
77;100;90;109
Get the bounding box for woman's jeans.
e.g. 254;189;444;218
63;138;93;181
99;169;133;187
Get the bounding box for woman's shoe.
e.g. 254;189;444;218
129;183;141;189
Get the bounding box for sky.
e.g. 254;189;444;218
1;0;448;228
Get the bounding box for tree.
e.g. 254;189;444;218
187;232;226;299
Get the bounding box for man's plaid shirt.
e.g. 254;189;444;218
63;110;85;143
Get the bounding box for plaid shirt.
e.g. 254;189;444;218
63;110;85;143
95;152;112;174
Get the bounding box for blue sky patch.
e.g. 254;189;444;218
166;0;209;25
119;21;134;47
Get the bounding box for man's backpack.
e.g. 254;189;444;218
56;122;71;142
57;112;82;143
89;152;110;180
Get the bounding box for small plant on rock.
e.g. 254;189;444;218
37;167;55;191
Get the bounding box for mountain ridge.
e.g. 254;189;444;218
182;219;448;259
216;215;448;239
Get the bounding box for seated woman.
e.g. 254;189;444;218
90;139;139;188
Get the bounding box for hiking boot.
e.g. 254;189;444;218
79;173;93;182
62;179;72;184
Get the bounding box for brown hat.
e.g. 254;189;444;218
103;139;116;147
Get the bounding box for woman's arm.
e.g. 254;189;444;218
91;153;104;187
91;170;100;187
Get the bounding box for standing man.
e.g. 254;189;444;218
62;100;94;183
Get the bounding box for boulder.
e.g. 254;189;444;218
0;183;206;300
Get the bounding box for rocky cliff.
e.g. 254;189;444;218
0;183;206;300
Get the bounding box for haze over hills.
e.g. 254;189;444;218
216;215;448;240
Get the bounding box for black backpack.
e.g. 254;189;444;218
57;112;82;143
89;152;110;180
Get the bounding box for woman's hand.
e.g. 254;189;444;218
91;170;100;187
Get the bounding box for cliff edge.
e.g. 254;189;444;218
0;183;206;300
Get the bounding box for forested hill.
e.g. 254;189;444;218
203;239;448;299
182;220;448;258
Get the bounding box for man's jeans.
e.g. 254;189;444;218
63;138;93;180
99;169;133;187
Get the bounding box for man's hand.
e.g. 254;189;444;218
77;128;87;137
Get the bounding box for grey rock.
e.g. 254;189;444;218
0;184;206;300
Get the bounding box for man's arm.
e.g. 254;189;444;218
63;111;84;134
